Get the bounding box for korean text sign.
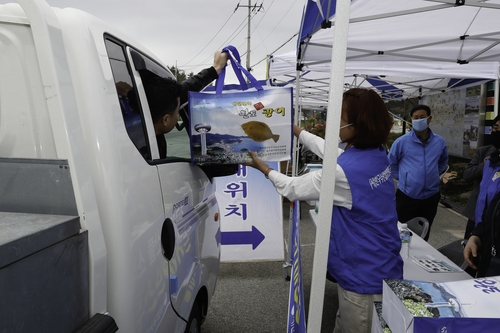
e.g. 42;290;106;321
215;163;284;262
188;87;293;165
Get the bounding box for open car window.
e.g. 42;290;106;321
105;37;191;162
130;49;191;161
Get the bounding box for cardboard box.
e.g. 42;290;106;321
188;88;293;164
382;277;500;333
372;301;392;333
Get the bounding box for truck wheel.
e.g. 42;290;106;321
184;301;202;333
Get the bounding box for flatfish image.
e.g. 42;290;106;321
241;121;280;143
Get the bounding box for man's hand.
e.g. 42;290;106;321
464;235;481;270
213;51;229;74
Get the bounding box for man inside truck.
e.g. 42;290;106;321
117;50;227;159
143;51;228;159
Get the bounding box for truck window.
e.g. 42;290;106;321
129;49;191;161
105;39;151;160
106;38;191;162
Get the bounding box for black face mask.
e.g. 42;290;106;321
492;131;500;149
490;149;500;166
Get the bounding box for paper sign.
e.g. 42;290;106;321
188;87;293;164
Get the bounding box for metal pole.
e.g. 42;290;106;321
246;0;251;72
307;0;351;331
284;66;304;280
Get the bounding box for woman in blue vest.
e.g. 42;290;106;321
246;88;403;333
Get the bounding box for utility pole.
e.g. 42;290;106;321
234;1;263;72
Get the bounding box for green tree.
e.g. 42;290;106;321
386;98;419;120
167;65;194;82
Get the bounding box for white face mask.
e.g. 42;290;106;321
339;123;353;148
412;117;429;132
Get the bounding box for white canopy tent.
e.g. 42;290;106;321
269;50;498;107
299;0;500;66
268;0;500;107
274;1;500;332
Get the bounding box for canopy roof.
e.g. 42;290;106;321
269;0;500;106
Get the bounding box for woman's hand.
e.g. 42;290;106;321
464;235;481;270
293;125;303;138
245;150;272;176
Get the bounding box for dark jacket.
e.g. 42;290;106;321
180;67;218;105
471;158;500;276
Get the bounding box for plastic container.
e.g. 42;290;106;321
399;223;412;259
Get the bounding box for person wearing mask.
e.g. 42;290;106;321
463;155;500;277
463;116;500;277
246;88;403;333
388;105;448;241
462;115;500;239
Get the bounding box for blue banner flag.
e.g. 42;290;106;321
287;201;306;333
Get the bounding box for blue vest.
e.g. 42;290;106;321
328;146;403;294
475;160;500;224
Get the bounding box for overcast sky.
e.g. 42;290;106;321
1;0;305;82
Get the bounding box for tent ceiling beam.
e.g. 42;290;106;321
346;51;460;63
325;1;500;29
347;4;451;24
465;40;500;62
427;0;500;9
476;51;500;61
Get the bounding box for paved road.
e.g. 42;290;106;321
201;201;467;333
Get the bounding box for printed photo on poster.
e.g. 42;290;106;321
189;87;293;165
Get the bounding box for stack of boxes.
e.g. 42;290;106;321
373;276;500;333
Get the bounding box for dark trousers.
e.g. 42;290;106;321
396;189;441;241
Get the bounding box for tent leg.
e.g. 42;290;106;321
283;201;296;280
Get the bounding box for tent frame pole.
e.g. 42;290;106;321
307;0;351;332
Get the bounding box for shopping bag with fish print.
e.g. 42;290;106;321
188;45;293;165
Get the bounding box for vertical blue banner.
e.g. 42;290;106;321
287;200;306;333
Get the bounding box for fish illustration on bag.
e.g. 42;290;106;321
241;121;280;143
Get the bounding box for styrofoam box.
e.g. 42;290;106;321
382;276;500;333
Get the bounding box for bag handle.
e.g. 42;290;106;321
216;45;264;94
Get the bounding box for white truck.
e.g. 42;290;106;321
0;1;233;332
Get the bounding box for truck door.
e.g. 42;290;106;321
124;47;221;324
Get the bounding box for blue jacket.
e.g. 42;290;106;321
328;146;403;294
388;129;448;200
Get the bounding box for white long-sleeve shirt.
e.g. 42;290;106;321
267;130;352;209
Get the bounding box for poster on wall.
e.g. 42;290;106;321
215;163;284;262
463;86;481;158
422;85;481;159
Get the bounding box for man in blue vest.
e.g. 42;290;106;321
388;104;448;241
